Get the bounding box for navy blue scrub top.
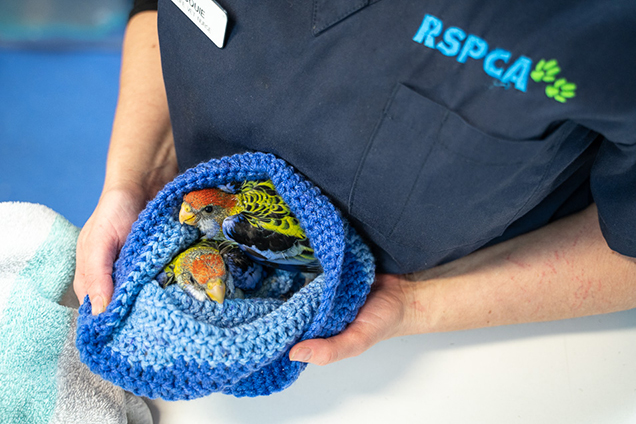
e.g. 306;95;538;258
157;0;636;274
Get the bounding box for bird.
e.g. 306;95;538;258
178;180;322;274
157;239;241;304
218;240;265;291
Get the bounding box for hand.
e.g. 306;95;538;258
73;187;148;315
289;273;412;365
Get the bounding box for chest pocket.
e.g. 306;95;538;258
349;83;577;256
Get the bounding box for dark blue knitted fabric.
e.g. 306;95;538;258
76;153;375;399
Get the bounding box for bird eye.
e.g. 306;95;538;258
204;206;214;213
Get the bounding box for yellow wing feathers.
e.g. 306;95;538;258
237;180;307;239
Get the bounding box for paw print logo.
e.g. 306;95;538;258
531;59;577;103
530;59;561;83
545;78;577;103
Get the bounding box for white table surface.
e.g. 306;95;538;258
148;309;636;424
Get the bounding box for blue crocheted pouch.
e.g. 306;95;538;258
76;153;375;399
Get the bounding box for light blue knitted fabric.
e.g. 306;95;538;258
77;153;375;398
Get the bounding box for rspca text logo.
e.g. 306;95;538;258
412;14;577;102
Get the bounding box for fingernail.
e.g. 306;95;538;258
291;347;312;362
91;295;105;315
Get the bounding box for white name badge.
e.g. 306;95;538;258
171;0;228;48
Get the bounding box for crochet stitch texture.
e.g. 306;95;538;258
76;153;375;398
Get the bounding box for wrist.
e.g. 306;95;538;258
397;273;439;335
369;273;431;339
103;133;178;201
100;180;148;203
103;166;174;201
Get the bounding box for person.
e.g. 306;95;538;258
74;0;636;366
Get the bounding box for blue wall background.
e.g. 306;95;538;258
0;3;129;227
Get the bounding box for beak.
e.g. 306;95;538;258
179;203;198;225
206;279;226;304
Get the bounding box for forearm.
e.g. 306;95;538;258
405;204;636;334
104;11;176;198
74;11;176;310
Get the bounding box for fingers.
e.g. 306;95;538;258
289;321;380;366
74;218;119;314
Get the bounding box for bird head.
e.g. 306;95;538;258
179;188;239;239
191;248;228;303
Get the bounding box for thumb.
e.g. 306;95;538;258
74;226;119;315
289;320;382;366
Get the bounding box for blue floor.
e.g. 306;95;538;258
0;48;121;227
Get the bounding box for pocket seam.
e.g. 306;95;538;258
387;109;449;238
347;83;400;215
312;0;370;35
